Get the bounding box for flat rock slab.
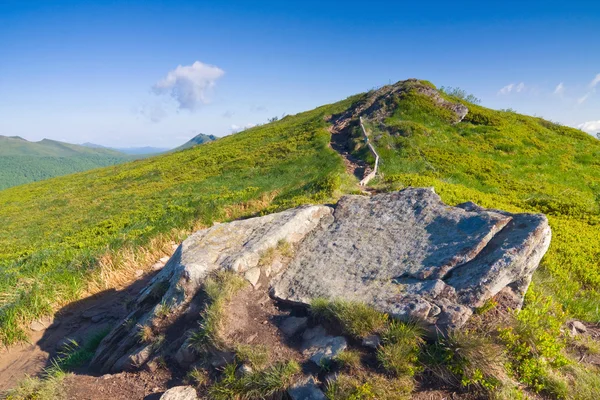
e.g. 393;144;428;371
272;188;551;332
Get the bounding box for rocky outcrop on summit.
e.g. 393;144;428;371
328;79;469;135
271;188;551;331
91;188;550;372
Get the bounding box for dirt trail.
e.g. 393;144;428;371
328;124;373;185
0;255;173;393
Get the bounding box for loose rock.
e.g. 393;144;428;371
288;377;326;400
302;326;347;366
159;386;198;400
280;316;308;337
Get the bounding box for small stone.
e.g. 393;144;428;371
568;320;587;334
135;269;144;278
159;385;198;400
246;333;258;343
30;319;49;332
101;374;112;380
280;316;308;337
288;377;326;400
160;256;170;263
175;340;197;368
210;350;236;368
244;267;261;287
361;334;381;349
152;262;165;271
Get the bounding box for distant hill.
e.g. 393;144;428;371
82;143;170;155
0;136;133;190
172;133;217;152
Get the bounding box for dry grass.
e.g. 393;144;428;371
223;191;279;220
86;229;186;296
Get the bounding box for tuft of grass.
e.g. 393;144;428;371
235;344;270;370
4;370;67;400
376;321;424;377
334;349;362;371
325;372;412;400
184;367;209;388
310;298;388;338
188;271;247;353
136;324;154;344
155;299;172;319
208;361;300;400
424;330;508;394
5;327;110;400
475;298;498;315
276;239;293;258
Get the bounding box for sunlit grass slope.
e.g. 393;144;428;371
362;86;600;321
0;95;361;345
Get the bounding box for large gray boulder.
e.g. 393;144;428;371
91;204;332;372
271;188;551;332
91;188;550;372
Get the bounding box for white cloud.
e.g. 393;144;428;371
554;82;565;95
498;82;525;95
498;83;514;95
153;61;224;111
230;123;257;133
515;82;525;92
578;91;593;104
589;73;600;88
577;120;600;134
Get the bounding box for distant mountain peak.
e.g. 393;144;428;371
173;133;217;152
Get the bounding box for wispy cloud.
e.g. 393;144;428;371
589;73;600;88
498;82;526;95
222;110;235;119
578;92;592;104
577;120;600;134
553;82;565;95
230;123;257;133
153;61;225;111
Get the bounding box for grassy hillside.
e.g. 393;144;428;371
2;80;600;397
359;83;600;320
0;136;133;189
0;96;358;345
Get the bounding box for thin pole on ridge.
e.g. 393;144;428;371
358;116;380;186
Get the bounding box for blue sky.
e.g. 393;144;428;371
0;0;599;147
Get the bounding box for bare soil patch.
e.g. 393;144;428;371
221;285;303;365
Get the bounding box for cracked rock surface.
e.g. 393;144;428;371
271;188;551;332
